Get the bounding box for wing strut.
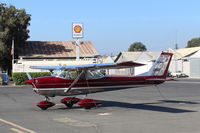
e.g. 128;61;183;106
64;70;85;93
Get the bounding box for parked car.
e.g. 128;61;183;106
167;71;172;77
171;71;189;78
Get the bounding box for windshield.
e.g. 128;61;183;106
56;70;78;79
51;70;62;77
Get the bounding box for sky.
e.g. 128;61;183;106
1;0;200;55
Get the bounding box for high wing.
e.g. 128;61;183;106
30;61;145;71
30;66;65;70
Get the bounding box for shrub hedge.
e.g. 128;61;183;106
12;72;51;85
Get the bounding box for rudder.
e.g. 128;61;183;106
138;52;173;78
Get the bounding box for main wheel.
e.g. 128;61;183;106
41;107;48;110
65;102;73;108
84;106;91;109
60;97;80;108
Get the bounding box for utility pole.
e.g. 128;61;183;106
175;30;178;49
175;43;178;49
75;39;80;60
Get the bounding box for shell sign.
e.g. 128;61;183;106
72;23;83;38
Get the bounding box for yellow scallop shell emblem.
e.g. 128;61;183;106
74;25;82;33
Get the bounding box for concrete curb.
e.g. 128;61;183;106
0;85;30;88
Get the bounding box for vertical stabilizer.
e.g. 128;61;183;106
138;52;173;78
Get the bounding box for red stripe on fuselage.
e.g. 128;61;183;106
33;75;164;89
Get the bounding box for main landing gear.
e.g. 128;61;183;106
60;97;80;108
60;97;102;109
60;97;101;109
36;97;102;110
77;98;102;109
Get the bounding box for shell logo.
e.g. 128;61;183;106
74;25;82;33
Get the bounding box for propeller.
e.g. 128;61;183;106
25;72;37;88
26;72;32;80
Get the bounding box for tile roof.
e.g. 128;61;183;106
115;51;160;62
166;47;200;59
19;41;99;58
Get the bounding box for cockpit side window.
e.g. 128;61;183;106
87;70;104;79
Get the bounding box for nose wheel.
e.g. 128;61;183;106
36;97;55;110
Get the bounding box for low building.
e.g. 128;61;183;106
13;41;99;72
109;51;160;75
167;47;200;77
102;47;200;78
102;56;117;75
188;50;200;77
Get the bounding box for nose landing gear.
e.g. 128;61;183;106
36;96;55;110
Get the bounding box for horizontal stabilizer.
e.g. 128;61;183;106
146;78;175;81
146;78;166;81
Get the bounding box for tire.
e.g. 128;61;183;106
65;103;73;108
84;106;91;109
41;108;47;110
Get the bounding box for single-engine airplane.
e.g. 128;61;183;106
25;52;173;110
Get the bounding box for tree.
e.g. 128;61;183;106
186;37;200;48
128;42;147;51
0;3;31;72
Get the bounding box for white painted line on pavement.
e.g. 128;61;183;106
10;128;25;133
97;113;112;116
0;118;37;133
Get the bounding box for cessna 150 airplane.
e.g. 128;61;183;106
25;52;173;110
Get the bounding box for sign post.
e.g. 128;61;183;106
72;23;83;61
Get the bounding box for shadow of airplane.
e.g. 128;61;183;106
160;100;200;105
99;100;197;113
54;99;198;113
